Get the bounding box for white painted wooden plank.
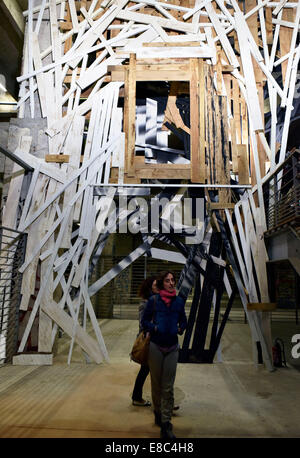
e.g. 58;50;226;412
278;44;300;165
27;0;35;118
235;200;258;303
41;300;104;364
244;194;269;302
32;32;48;118
119;44;215;59
49;0;62;120
73;94;101;221
80;6;115;57
242;26;284;99
17;24;148;84
19;175;50;311
11;148;65;186
130;0;191;14
35;0;47;35
257;132;272;161
17;83;38;111
150;248;186;264
67;287;83;365
18;204;73;351
204;26;217;65
280;1;300;106
116;9;196;34
183;0;217;21
69;0;129;69
20;137;117;233
17;164;41;232
269;8;283;70
151;22;169;42
69;0;79;33
60;115;85;248
82;286;109;361
235;11;264;132
213;0;270;45
39;236;54;353
13;354;53;365
205;2;239;68
52;244;84;332
155;3;177;21
267;2;298;7
258;0;270;68
111;107;123;167
272;18;300;27
225;208;250;293
215;0;235;26
53;237;82;280
67;67;77;114
145;98;157;159
269;87;278;170
272;0;289;15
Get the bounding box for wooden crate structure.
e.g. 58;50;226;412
0;0;299;368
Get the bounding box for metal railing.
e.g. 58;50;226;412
263;149;300;236
0;226;27;364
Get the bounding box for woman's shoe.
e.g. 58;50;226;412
160;421;176;439
154;411;162;427
173;405;180;411
132;399;151;407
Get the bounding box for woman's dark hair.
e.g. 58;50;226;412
138;276;157;300
156;271;176;290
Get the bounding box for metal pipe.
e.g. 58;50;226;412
92;183;252;188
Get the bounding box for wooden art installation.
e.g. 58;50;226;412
0;0;299;370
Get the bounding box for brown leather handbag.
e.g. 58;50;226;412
130;330;151;365
130;295;157;365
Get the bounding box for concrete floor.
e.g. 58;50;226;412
0;318;299;438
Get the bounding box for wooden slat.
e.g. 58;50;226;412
210;203;235;209
189;59;206;182
45;154;70;163
247;303;276;311
41;300;104;364
125;53;136;177
237;144;250;185
12;353;53;365
109;63;191;81
190;58;200;183
135;163;190;179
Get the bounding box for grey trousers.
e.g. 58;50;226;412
148;341;179;424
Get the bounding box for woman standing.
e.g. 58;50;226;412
141;271;187;439
132;276;159;406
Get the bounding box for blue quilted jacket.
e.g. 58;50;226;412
141;293;187;348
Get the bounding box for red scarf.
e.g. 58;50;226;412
159;289;176;307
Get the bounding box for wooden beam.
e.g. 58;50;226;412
190;58;205;183
210;203;235;209
12;353;53;365
125;53;136;177
45;154;70;163
135;163;190;180
237;144;250;185
247;303;276;311
109;63;191;82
